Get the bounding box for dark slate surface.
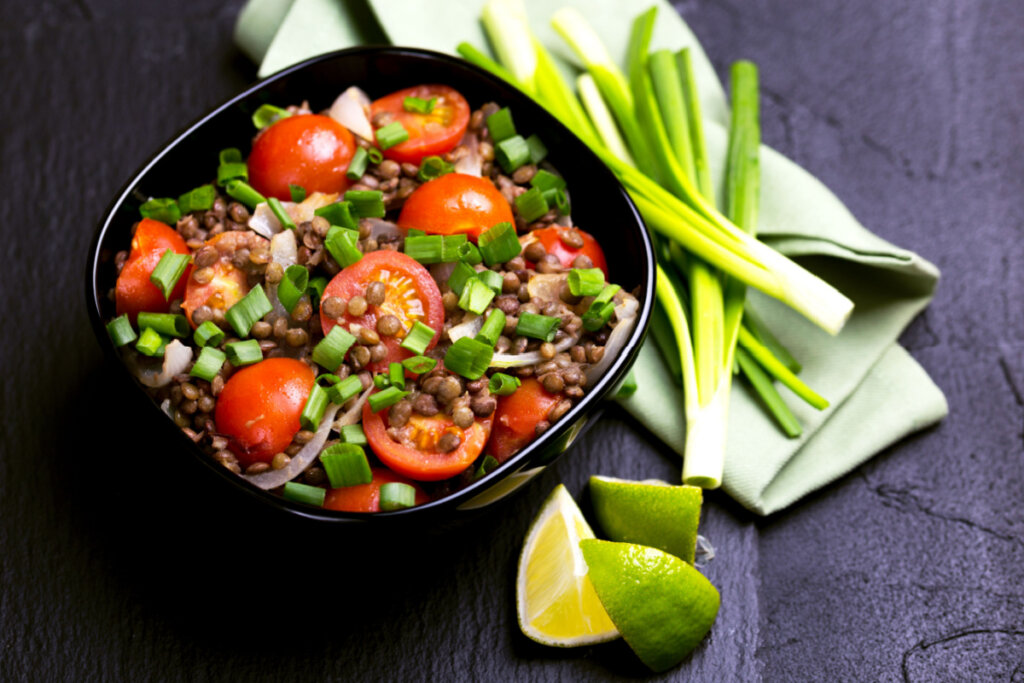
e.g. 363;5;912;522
2;0;1022;680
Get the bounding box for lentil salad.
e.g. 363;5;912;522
104;82;639;512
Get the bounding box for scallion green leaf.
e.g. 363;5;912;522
447;261;477;296
379;482;416;511
347;146;369;181
321;443;373;488
137;312;189;338
568;268;605;297
251;103;291;129
268;197;296;231
282;481;326;507
516;312;561;342
277;264;309;314
139;198;181;225
219;148;242;165
149;249;190;300
401;355;437;374
135;327;165;357
177;184;216;214
217;162;249;186
476;269;504;294
225;339;262;366
478;222;522;266
473;455;499;480
106;314;136;347
327;374;363;404
388;362;406;390
224;180;265;209
417;155;454;182
443;337;494;380
403;96;437;114
367;147;383;164
457;241;483;265
289;184;307;203
525;134;548;164
400;321;435;355
368;386;410;413
324;226;362;268
314;201;358;230
189;346;226;382
488;372;521;396
486;107;516;142
404;235;444;264
514;187;549;223
193;320;225;348
313;325;356;371
300;382;330;431
476;309;506;347
495;134;531;173
344;190;386;218
458;278;496;315
529;169;566;192
375;121;409;150
340;423;367;445
373;373;390;390
224;283;272;337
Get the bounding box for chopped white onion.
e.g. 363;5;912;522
332;385;373;431
248;193;338;238
453;131;483;177
363;217;403;242
526;273;566;301
329;86;374;141
243;402;342;491
136;340;193;388
491;334;578;368
248;202;281;238
270;229;297;266
447;314;483;342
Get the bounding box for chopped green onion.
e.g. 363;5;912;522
217;162;249;186
300;383;329;430
375;122;409;150
443;337;494;380
388;362;406;390
139;198;180;225
530;169;567;192
403;96;437;114
251;103;291;129
106;314;136;347
495;135;531;173
379;482;416;511
486;107;516;142
177;184;216;214
149;249;190;300
277;264;309;314
593;284;621;306
347;146;369;181
189;346;226;382
476;269;503;294
219;148;242;165
404;235;444;264
289;184;307;202
568;268;605;297
193;320;225;348
135;327;165;357
515;187;549;223
478;222;522;266
373;373;390;390
368;386;410;412
308;275;328;310
344;190;386;218
314;201;358;230
224;339;262;366
526;134;548;164
517;313;561;342
340;423;367;445
367;147;383;164
488;372;521;396
407;228;426;237
417;155;454;182
476;309;506;347
582;301;615;332
400;321;435;355
224;283;272;337
268;197;296;231
458;277;496;315
327;374;363;404
224;180;265;209
457;241;482;265
136;312;189;338
324;226;362;268
441;234;468;262
313;325;356;371
474;455;499;480
320;443;373;488
282;481;326;507
447;261;477;296
543;188;570;215
401;355;437;374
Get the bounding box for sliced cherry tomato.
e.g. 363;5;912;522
247;114;356;201
323;467;430;512
115;218;191;323
527;226;608;277
486;378;563;462
397;173;514;239
320;250;443;373
181;231;268;327
363;402;492;481
214;358;314;467
369;85;470;165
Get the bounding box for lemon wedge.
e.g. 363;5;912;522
516;484;620;646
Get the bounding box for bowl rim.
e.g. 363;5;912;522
85;45;655;523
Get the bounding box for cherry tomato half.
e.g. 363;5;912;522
181;231;268;328
320;250;443;373
363;401;492;481
486;378;563;462
214;358;315;467
323;467;429;513
115;218;191;323
397;173;514;239
370;85;470;165
527;226;608;277
247;114;356;201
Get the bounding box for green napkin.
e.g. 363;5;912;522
234;0;948;515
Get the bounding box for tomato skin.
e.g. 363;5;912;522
370;85;470;165
181;231;267;328
247;114;356;201
528;226;608;277
214;358;315;467
115;218;190;322
320;250;443;373
363;402;492;481
323;467;429;512
487;378;563;462
397;173;514;239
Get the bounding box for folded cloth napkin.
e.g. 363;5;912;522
235;0;948;515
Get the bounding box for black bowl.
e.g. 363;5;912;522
85;46;654;527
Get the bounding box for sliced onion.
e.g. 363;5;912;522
453;130;482;176
526;273;566;301
332;385;374;430
447;314;483;342
429;261;457;286
248;202;281;238
329;86;374;141
136;340;193;388
243;402;342;491
585;291;639;383
270;229;297;266
490;334;578;368
248;193;338;237
363;217;403;242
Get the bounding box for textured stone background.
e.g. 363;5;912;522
2;0;1022;680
